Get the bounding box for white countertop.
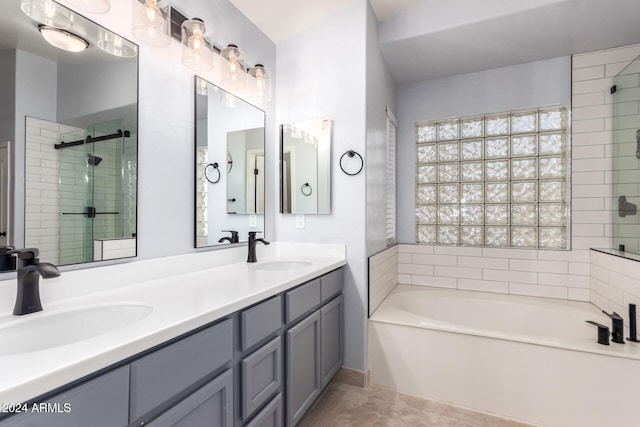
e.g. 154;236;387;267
0;242;346;405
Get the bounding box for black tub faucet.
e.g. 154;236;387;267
218;230;239;244
247;231;269;263
9;248;60;316
602;310;625;344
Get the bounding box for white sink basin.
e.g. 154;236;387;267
252;261;312;271
0;303;153;356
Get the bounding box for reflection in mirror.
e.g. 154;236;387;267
280;119;332;214
195;76;265;248
0;0;138;269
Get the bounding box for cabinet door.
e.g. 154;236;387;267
149;369;233;427
285;311;320;427
244;394;282;427
0;366;129;427
320;295;343;389
241;336;282;421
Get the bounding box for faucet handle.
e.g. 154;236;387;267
586;321;610;345
7;248;39;260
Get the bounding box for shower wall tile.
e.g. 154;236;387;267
368;245;399;316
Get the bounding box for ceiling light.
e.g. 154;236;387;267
97;28;138;58
21;0;73;29
221;44;247;91
131;0;171;47
39;25;89;52
64;0;110;13
248;64;272;104
181;18;213;72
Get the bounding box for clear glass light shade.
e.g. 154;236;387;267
221;44;247;91
131;0;171;47
39;25;88;52
64;0;109;13
21;0;73;29
248;64;272;104
97;28;138;58
181;18;213;72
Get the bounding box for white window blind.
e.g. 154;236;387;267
386;107;397;246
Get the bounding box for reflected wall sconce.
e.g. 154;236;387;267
248;64;272;104
181;18;213;72
221;44;247;90
64;0;110;13
39;25;89;52
97;28;138;58
21;0;73;29
132;0;171;47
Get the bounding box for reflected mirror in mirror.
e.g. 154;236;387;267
195;76;265;248
0;0;138;269
280;119;331;214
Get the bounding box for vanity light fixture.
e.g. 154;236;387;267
131;0;171;47
39;25;89;52
21;0;73;29
64;0;110;13
220;44;247;91
97;28;138;58
248;64;272;104
181;18;213;72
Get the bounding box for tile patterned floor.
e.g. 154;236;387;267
299;382;535;427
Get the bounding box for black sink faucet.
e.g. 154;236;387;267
247;231;269;263
218;230;239;244
9;248;60;316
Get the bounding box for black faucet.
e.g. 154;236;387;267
247;231;269;263
218;230;239;244
586;320;610;345
9;248;60;316
602;310;625;344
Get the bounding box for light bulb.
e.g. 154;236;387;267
143;0;161;27
181;18;213;71
132;0;170;47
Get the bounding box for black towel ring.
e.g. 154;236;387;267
205;162;221;184
339;150;363;176
301;183;313;196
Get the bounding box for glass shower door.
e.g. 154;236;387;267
612;54;640;253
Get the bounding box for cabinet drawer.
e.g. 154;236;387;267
285;279;321;323
320;268;343;302
245;394;282;427
150;369;233;427
0;366;130;427
130;318;233;421
241;336;282;420
240;296;282;352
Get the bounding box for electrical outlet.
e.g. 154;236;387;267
249;214;257;227
296;214;305;229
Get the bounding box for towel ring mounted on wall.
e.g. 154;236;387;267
339;150;364;176
205;162;221;184
301;183;313;196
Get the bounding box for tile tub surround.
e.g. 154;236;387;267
368;245;398;315
0;242;345;404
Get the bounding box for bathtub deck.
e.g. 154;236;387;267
299;381;535;427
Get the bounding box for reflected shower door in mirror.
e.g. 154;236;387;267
195;76;265;248
613;53;640;255
0;0;138;269
280;119;332;214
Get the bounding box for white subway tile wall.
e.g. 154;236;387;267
368;245;398;315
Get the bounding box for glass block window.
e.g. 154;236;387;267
415;107;569;249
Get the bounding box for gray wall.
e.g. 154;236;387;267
396;57;572;242
365;1;398;256
276;0;368;370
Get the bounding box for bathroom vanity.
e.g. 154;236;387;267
0;244;345;427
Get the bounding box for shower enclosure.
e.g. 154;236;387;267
57;119;137;265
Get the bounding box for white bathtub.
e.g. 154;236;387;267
368;285;640;427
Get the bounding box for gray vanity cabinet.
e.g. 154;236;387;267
240;336;282;421
0;366;130;427
148;369;233;427
285;310;321;427
320;295;343;389
244;394;282;427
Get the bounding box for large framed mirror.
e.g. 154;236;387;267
195;77;265;247
0;0;138;270
280;119;332;214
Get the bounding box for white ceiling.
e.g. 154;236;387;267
229;0;640;85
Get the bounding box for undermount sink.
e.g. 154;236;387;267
0;303;153;356
252;261;312;271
